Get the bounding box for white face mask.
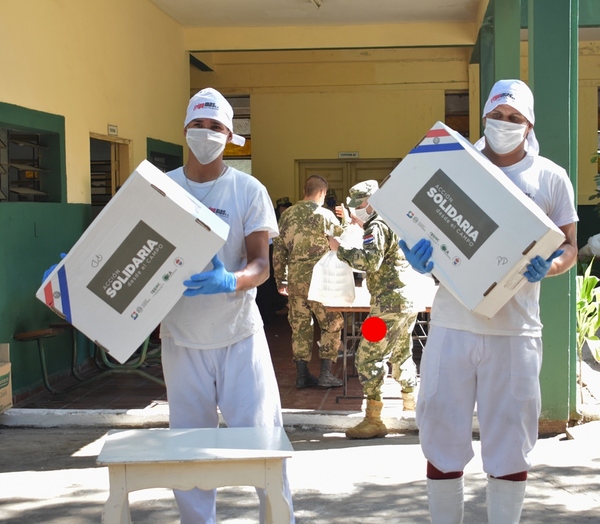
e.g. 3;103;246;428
484;118;528;155
354;206;372;223
186;128;228;165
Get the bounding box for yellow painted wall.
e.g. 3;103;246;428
192;42;600;207
191;47;469;203
251;89;445;203
0;0;188;203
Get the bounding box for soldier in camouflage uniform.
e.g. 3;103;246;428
329;180;418;439
273;175;345;389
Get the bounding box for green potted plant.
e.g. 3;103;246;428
576;257;600;407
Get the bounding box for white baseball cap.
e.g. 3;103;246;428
483;79;535;125
184;88;246;146
476;79;539;155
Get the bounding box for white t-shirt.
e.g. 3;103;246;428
160;166;279;349
431;153;578;337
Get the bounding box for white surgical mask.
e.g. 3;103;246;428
484;118;528;155
354;206;372;223
186;128;228;165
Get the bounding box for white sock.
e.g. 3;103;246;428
486;476;526;524
426;477;464;524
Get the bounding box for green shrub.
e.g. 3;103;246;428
576;257;600;363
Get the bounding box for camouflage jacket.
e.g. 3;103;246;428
336;212;409;312
273;200;343;292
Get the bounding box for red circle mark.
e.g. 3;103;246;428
361;317;387;343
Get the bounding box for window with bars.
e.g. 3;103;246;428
0;128;57;202
0;102;64;204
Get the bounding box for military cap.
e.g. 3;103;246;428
346;180;379;208
276;196;292;207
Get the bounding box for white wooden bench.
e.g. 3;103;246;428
97;426;293;523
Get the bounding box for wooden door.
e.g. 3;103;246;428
298;159;399;205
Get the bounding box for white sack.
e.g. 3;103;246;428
579;233;600;257
308;251;356;307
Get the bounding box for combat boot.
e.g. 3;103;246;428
295;360;319;389
346;399;388;439
402;390;416;411
317;359;342;387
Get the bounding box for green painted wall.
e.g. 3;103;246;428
0;101;93;395
147;138;183;160
2;203;91;394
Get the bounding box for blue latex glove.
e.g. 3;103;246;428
399;238;434;274
523;249;563;283
183;255;237;296
42;253;67;283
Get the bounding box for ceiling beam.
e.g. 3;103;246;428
184;22;479;53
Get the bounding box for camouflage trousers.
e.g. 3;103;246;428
356;306;418;400
287;289;343;362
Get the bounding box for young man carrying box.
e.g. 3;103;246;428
400;79;578;524
161;88;294;524
41;89;295;523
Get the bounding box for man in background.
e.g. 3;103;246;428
257;196;293;321
324;188;338;214
161;87;295;523
274;175;344;389
275;196;293;221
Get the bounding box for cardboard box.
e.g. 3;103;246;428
36;160;229;363
0;344;12;414
369;121;565;318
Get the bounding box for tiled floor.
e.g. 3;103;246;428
14;313;380;412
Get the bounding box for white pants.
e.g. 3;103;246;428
416;327;542;477
162;330;295;524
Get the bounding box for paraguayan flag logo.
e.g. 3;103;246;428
410;124;464;155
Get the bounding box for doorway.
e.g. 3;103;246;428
297;159;400;206
90;134;131;219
